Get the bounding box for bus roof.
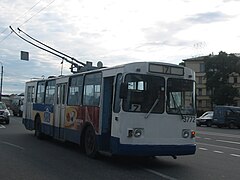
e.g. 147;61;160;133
26;61;194;83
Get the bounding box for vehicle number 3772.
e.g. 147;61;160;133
182;116;196;123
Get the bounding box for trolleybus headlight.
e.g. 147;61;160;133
134;128;143;138
182;129;190;138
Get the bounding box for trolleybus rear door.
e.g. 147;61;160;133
54;83;67;140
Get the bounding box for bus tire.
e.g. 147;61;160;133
84;126;98;158
228;122;235;129
5;118;10;125
206;121;212;127
35;116;43;139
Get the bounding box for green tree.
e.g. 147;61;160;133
204;51;240;106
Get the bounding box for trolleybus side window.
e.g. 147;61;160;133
45;80;56;104
122;74;164;113
114;73;122;113
36;81;45;103
83;72;102;106
27;86;35;103
167;78;195;115
57;84;66;105
68;75;83;105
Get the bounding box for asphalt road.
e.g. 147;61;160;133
0;117;240;180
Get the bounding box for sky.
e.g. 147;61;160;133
0;0;240;94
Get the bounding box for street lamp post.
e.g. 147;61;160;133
0;62;3;101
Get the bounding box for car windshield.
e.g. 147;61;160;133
0;102;7;110
167;78;196;115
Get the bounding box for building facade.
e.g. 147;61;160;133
183;56;240;116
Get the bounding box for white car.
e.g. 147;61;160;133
196;111;213;127
0;102;10;124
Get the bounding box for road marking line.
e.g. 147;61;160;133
0;125;6;129
213;150;223;154
199;148;208;151
197;131;240;139
143;168;177;180
1;141;24;150
216;139;240;145
230;154;240;158
204;138;211;140
197;142;240;151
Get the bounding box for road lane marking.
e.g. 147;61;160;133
197;142;240;151
216;139;240;145
143;168;177;180
0;125;6;129
204;138;211;140
197;131;240;139
0;141;24;150
213;150;223;154
199;148;208;151
230;154;240;158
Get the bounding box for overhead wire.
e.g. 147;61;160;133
17;27;86;66
0;0;42;35
0;32;12;44
9;26;79;67
18;0;56;28
0;0;54;44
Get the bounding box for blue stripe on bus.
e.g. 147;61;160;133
22;118;35;130
22;118;195;156
33;103;54;113
110;137;196;156
22;118;81;144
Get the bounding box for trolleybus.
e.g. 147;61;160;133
23;61;196;158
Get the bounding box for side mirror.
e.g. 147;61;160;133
119;83;128;99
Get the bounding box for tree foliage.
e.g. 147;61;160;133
204;51;240;105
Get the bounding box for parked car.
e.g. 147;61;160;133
0;102;10;124
196;111;213;127
212;106;240;128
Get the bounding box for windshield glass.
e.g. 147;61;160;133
0;102;7;110
167;78;195;115
122;74;165;113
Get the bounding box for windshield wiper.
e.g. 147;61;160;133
170;92;184;119
145;96;160;119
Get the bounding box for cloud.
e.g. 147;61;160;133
186;11;231;24
1;0;240;94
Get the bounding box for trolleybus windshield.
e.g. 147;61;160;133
122;74;165;114
167;78;195;115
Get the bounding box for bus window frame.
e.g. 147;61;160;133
45;80;56;105
67;75;83;106
82;72;102;107
166;78;195;115
122;73;165;114
113;73;123;113
36;81;46;104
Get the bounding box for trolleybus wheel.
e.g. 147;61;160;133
84;126;98;158
228;122;235;129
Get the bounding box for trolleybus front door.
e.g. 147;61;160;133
101;76;114;151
